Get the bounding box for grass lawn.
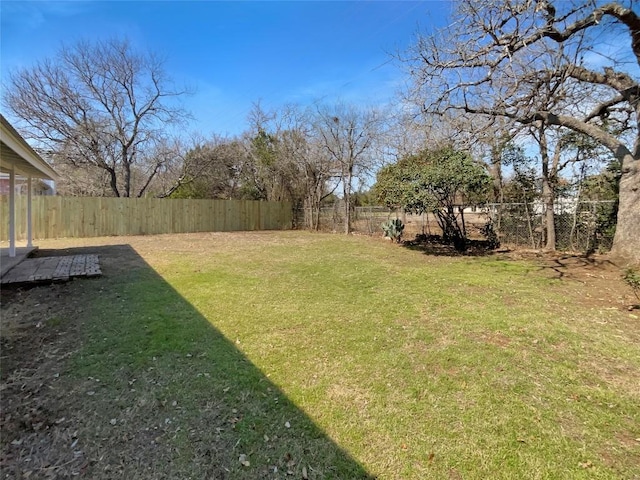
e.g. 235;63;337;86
3;231;639;479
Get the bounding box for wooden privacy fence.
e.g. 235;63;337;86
0;196;292;240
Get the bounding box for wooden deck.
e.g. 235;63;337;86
1;254;101;285
0;247;39;278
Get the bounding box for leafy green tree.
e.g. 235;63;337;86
578;159;621;251
580;160;621;203
374;147;490;250
352;189;378;207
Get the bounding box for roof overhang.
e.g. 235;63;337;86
0;114;58;181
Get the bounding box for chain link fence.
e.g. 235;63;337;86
489;200;616;253
296;200;616;253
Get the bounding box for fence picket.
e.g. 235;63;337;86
0;196;292;240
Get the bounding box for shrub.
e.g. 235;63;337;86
622;268;640;301
382;218;405;243
480;219;501;249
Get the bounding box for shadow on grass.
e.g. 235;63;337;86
401;234;500;257
2;244;374;479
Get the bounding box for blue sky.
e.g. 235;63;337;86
1;1;449;137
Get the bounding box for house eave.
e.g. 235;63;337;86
0;115;58;181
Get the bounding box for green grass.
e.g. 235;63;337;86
70;232;639;479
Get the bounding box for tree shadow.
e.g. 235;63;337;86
532;252;622;281
401;234;501;258
0;244;375;479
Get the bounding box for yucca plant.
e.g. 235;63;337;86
382;218;405;243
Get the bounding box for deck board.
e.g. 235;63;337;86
1;255;102;285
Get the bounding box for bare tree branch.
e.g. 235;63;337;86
402;0;640;261
4;37;190;197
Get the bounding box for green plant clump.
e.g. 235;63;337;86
623;267;640;301
381;218;404;243
480;219;501;249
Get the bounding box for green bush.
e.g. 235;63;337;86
622;268;640;301
480;219;501;249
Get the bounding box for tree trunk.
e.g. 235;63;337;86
343;169;352;234
569;181;582;251
123;165;131;198
539;127;556;251
311;193;321;230
122;144;132;197
489;147;503;203
610;155;640;264
490;160;504;231
541;173;556;251
107;167;120;197
524;200;536;249
314;196;321;230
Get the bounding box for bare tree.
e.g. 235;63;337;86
403;0;640;262
300;137;338;230
52;160;112;197
276;105;338;230
144;134;225;199
245;103;305;203
243;103;339;228
4;38;189;197
315;103;381;234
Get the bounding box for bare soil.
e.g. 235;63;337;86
1;234;638;479
502;248;639;311
404;234;638;311
0;244;150;479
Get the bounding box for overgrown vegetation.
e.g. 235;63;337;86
480;219;500;250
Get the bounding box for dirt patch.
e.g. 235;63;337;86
1;283;87;477
503;249;638;311
478;332;512;349
405;233;638;311
0;245;144;478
